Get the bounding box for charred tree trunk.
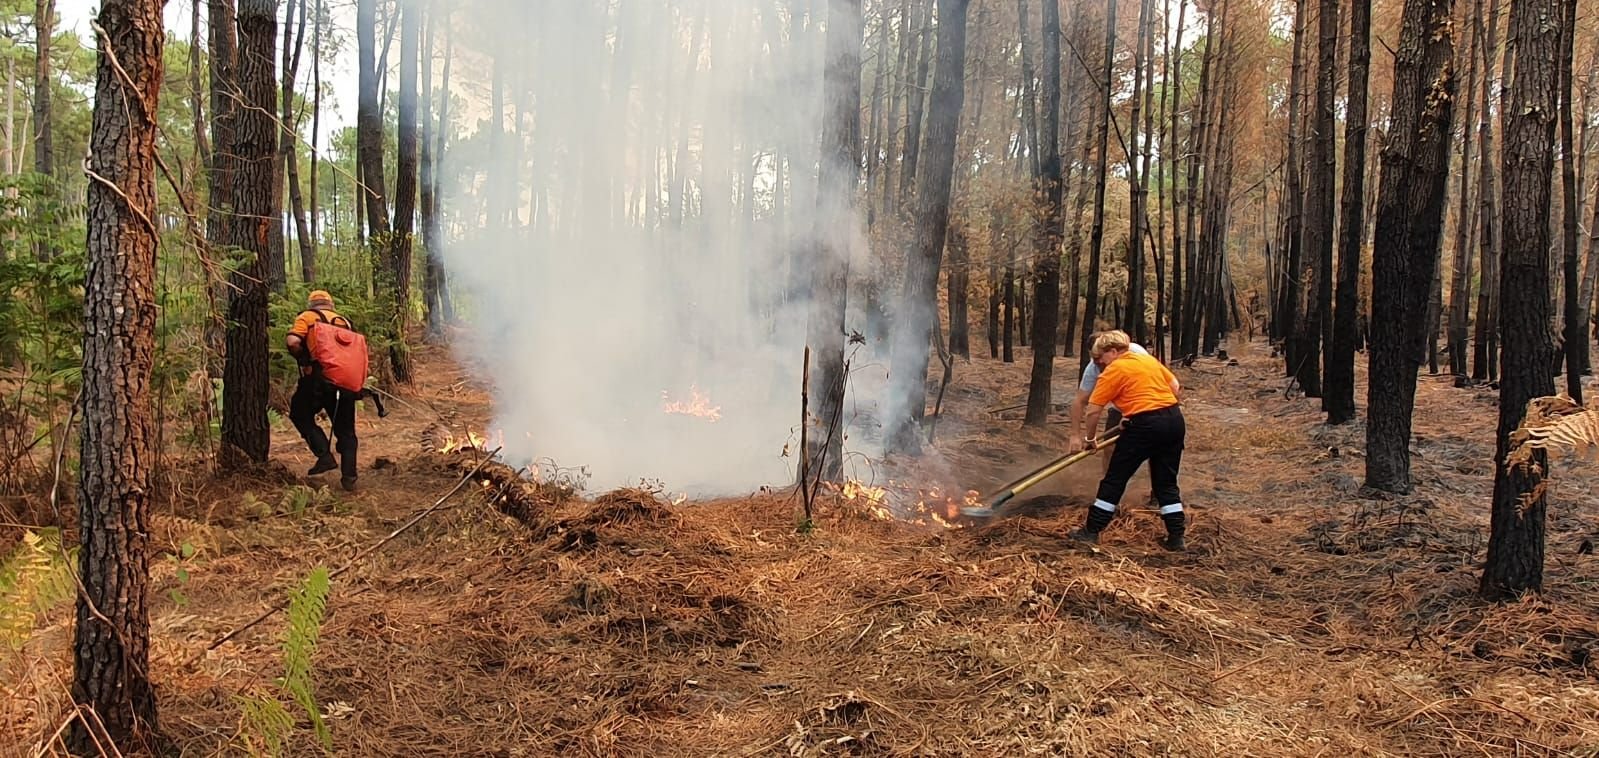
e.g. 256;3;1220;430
1558;0;1581;402
897;0;936;207
885;0;970;455
1296;0;1336;400
356;0;394;378
1123;0;1151;343
1480;0;1561;600
69;0;165;751
803;0;861;483
1473;0;1503;381
1364;0;1456;494
1448;0;1482;378
1327;0;1370;424
1079;0;1117;374
220;0;280;468
1277;0;1306;364
1023;0;1064;426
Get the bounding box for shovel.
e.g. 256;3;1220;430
959;426;1123;518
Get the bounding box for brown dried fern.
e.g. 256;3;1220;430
1504;394;1599;515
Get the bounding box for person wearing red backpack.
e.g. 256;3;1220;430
286;290;365;491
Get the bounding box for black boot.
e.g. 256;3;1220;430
308;454;338;476
1070;505;1115;544
1161;510;1187;551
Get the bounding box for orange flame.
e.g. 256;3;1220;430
437;428;505;454
661;385;722;422
831;479;970;529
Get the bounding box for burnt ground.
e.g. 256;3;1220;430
7;337;1599;756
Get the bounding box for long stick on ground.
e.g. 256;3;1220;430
192;447;502;660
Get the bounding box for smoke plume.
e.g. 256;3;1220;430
440;1;888;496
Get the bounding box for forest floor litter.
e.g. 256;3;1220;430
6;339;1599;756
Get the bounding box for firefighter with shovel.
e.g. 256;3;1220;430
1074;330;1187;550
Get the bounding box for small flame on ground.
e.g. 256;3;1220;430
661;384;722;422
437;428;505;454
830;479;974;529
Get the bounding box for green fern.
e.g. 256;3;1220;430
0;528;78;652
238;566;333;756
282;566;332;750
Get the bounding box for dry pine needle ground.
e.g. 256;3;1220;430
5;341;1599;757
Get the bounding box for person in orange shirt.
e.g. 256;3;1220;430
285;290;359;491
1075;330;1187;550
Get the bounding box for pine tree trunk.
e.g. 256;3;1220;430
1481;0;1561;600
803;0;861;483
1166;0;1187;358
1016;0;1040;177
282;0;311;287
420;1;444;341
896;0;936;206
206;0;238;379
1003;238;1015;362
885;0;970;455
1296;0;1336;399
1326;0;1370;424
1079;0;1117;374
70;1;164;751
387;0;419;384
1448;0;1482;377
1473;0;1503;381
880;0;914;219
988;205;1001;357
1123;0;1151;343
220;0;280;468
1023;0;1064;426
1277;0;1306;363
31;0;54;260
1558;0;1582;402
308;0;320;256
1364;0;1456;494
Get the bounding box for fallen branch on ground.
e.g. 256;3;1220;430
189;447;502;663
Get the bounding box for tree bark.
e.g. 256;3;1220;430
896;0;936;207
1481;0;1562;600
1557;0;1581;401
282;0;311;286
421;1;445;340
387;0;420;384
885;0;970;455
803;0;861;483
220;0;280;468
1447;0;1482;378
1277;0;1306;362
1473;0;1503;381
1078;0;1117;375
71;0;164;750
31;0;54;260
1123;0;1151;343
1296;0;1336;400
1326;0;1370;425
205;0;238;379
1023;0;1064;426
1364;0;1456;494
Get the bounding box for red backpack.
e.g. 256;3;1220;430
306;310;369;393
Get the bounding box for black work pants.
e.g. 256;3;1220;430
1095;405;1184;509
290;375;358;478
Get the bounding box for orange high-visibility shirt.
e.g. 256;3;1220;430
290;308;349;350
1088;351;1179;416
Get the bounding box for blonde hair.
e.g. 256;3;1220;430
1090;330;1132;358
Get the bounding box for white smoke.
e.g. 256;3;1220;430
439;1;888;496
